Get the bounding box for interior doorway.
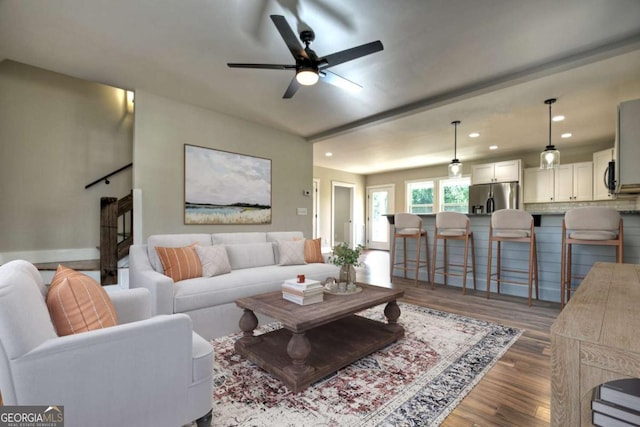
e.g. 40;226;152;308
367;184;394;250
331;181;355;248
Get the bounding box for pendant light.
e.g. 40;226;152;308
448;120;462;178
540;98;560;169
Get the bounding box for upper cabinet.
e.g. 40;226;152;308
554;162;593;202
593;148;616;200
471;159;521;184
523;162;593;203
523;168;554;203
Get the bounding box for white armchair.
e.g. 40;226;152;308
0;260;213;427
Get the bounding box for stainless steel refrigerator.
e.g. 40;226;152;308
468;182;519;214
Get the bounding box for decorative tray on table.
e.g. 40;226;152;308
323;285;362;295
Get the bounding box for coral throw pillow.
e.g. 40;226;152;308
304;238;324;263
155;245;203;282
47;265;119;336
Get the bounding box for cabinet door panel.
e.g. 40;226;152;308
554;164;574;202
573;162;593;201
494;160;520;182
471;163;495;184
524;168;554;203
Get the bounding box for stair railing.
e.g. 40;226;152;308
100;191;133;285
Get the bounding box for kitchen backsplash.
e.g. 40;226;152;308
524;195;640;213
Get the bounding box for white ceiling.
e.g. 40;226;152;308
2;0;640;174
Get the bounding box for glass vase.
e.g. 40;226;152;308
339;265;356;285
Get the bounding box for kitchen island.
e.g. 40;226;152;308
388;211;640;303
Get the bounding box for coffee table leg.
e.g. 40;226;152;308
238;308;260;344
284;332;314;376
384;300;404;333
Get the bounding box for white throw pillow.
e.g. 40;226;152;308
195;245;232;277
277;240;306;266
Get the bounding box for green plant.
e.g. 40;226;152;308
329;243;364;267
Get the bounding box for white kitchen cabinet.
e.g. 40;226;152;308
523;168;554;203
554;162;593;202
471;159;520;184
593;148;616;200
523;162;593;203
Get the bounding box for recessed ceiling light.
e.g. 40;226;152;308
325;152;333;157
469;132;480;138
489;145;498;150
561;133;572;138
552;115;565;122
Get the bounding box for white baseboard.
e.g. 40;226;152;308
0;247;99;264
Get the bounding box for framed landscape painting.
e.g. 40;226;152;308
184;144;271;224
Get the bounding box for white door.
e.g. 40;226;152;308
332;182;355;248
367;185;394;250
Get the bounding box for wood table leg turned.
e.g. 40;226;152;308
238;308;260;344
384;300;404;333
284;332;314;376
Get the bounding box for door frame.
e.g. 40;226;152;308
331;181;355;248
312;178;320;239
366;184;395;250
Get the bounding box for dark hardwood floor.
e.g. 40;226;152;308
359;250;560;427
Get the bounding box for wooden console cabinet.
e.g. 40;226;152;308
551;262;640;426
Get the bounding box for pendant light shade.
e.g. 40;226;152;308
448;120;462;178
540;98;560;169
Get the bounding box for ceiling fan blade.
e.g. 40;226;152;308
270;15;309;60
227;63;295;70
319;40;383;68
283;77;300;99
320;70;362;93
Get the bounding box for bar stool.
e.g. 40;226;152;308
390;213;430;285
561;207;623;308
431;212;476;294
486;209;539;306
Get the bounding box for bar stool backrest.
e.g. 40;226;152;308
565;207;620;232
436;211;469;230
491;209;533;230
395;213;422;234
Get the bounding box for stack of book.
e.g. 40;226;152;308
282;278;323;305
592;378;640;427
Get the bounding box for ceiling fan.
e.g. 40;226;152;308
227;15;383;98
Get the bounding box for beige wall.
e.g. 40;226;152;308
133;90;314;239
0;60;133;261
313;166;366;249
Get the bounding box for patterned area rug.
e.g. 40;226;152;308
212;303;522;426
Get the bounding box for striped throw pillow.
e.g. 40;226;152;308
155;244;203;282
47;265;119;336
304;238;324;263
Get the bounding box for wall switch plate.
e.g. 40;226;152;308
297;208;307;215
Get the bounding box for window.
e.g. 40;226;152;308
407;180;434;214
439;177;470;213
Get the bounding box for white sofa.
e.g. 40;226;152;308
129;231;339;339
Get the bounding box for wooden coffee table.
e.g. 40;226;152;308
234;284;405;393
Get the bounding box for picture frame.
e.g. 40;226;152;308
184;144;271;224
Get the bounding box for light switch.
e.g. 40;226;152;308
297;208;307;215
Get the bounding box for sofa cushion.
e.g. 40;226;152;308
211;232;266;245
173;263;340;313
156;245;203;282
304;238;324;263
277;240;306;265
225;242;275;269
195;245;231;277
147;234;212;273
265;231;304;242
47;265;119;336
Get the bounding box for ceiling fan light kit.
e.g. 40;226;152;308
540;98;560;169
448;120;463;178
227;15;383;98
